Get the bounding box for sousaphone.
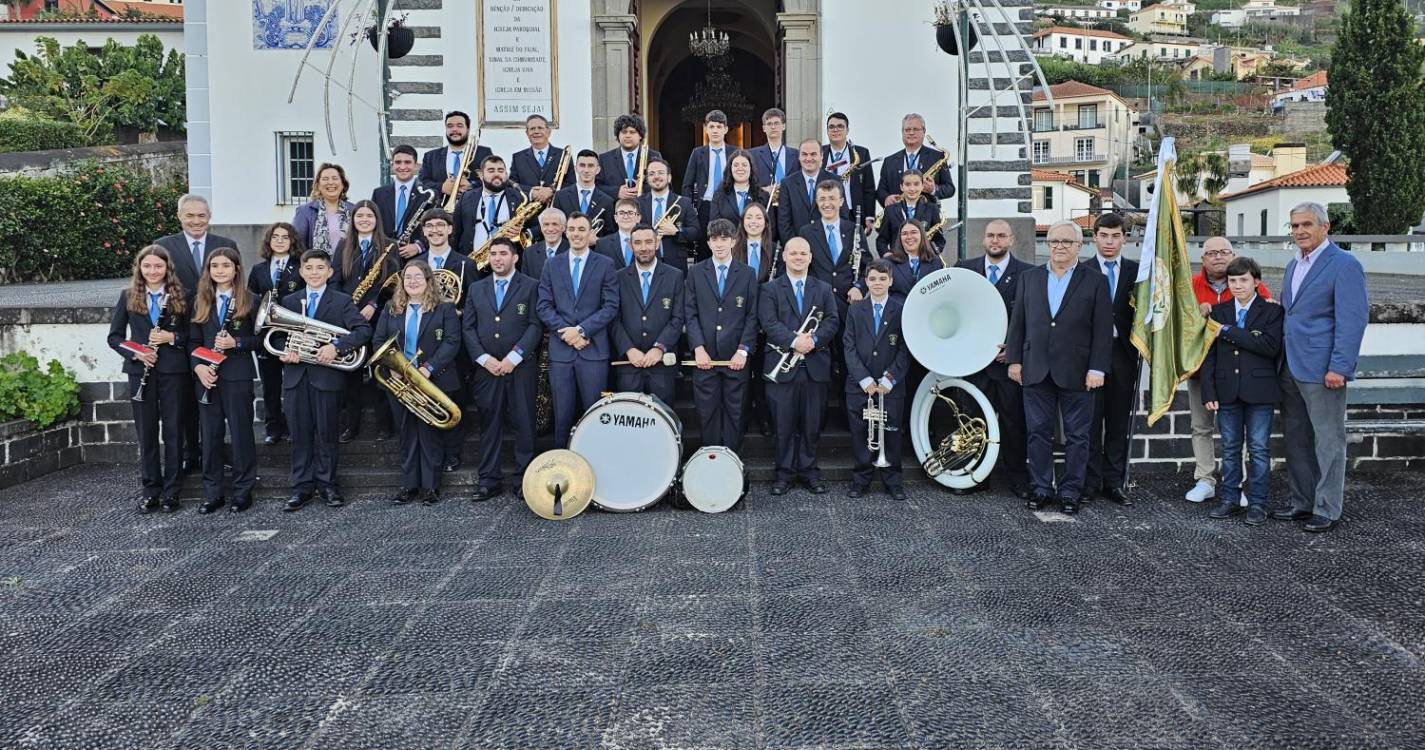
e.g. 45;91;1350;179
902;267;1005;489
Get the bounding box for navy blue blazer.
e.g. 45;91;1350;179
638;191;699;269
1079;256;1141;362
707;186;764;229
877;147;955;205
187;295;258;381
413;249;477;307
371;181;435;241
596;146;663;199
331;237;397;311
155;232;238;296
536;250;620;362
842;296;909;395
1004;265;1113;391
520;239;567;280
463;272;543;368
749;143;797;188
822;143;878;221
1201;299;1284;406
107;290;190;375
883;255;946;302
1278;242;1369;383
594;232;636;270
509;145;572;192
248;258;303;302
278;287;372;392
612;262;685;362
957;254;1033;380
877;199;944;255
798;219;874;303
418;144;494;196
685;258;760;360
682;145;733;204
757;274;841;383
552;184;616;237
373;301;462;392
776;170;844;241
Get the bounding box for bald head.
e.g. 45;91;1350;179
1201;236;1234;281
983;219;1014;259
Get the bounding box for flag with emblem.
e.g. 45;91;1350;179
1130;137;1221;425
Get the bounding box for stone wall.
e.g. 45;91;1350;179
0;141;187;183
1277;101;1328;135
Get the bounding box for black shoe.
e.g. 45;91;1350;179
770;481;790;496
847;485;867;499
198;498;224;515
321;489;346;508
376;429;393;441
1303;515;1338;533
339;428;356;444
159;496;181;513
1208;501;1243;519
1026;493;1051;510
1244;507;1268;526
1060;497;1081;515
391;488;417;505
1270;508;1313;522
889;487;908;501
804;480;828;495
444;458;461;473
263;433;285;446
283;492;312;512
1010;484;1032;501
139;496;161;514
1101;487;1133;506
470;486;498;502
229;500;251;514
420;490;440;506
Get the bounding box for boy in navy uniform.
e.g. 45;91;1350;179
553;149;616;238
844;260;909;500
612;224;685;406
1201;256;1284;526
597;114;662;201
686;219;759;452
278;250;372;511
464;237;544;501
759;237;840;495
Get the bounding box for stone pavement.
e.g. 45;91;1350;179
2;464;1423;749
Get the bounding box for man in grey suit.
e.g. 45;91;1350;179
156;194;239;295
1270;202;1369;533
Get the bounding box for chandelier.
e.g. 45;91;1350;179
681;54;754;124
688;1;730;58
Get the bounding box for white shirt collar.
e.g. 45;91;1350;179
711;254;734;267
576;181;596;191
1235;294;1257;315
1301;239;1329;262
394;176;416;190
786;272;809;283
184;232;207;245
869;294;890;306
568;248;591;260
427;246;451;261
493;270;516;283
636;259;659;274
985;255;1008;273
651;189;671;200
305;285;327;296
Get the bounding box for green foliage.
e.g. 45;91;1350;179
1175;154;1203;203
0;352;80;430
0;162;184;283
1035;56;1183;91
0;34;185;143
1201;152;1229;200
0;109;87;153
1327;0;1425;232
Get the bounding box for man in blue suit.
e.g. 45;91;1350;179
1271;202;1369;533
536;211;621;448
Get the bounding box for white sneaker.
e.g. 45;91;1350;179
1240;492;1249;507
1185;480;1215;503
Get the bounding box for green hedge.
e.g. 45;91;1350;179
0;162;184;283
0;111;88;153
0;352;80;429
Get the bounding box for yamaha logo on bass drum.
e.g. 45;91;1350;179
598;411;658;430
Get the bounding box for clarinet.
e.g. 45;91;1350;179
198;295;236;406
849;206;865;283
132;293;169;403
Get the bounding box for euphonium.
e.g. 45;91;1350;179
473;190;543;271
255;292;365;371
369;337;462;430
921;383;990;477
765;305;820;383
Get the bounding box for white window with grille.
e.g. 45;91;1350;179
1033;141;1050;163
1075;137;1095;162
276;131;315;205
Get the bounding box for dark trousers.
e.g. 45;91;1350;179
693;366;749;453
256;355;288;438
181;376;200;463
444;360;473;462
970;371;1029;489
1023;380;1095;499
692;201;712;263
1216;401;1273;509
199;379;256;503
549;358;609;449
615;365;676;409
1085;351;1138;492
472;368;537;490
286;381;342;492
341;370;393;437
767;371;828;483
389;395;443;490
130;371;185;498
746;339;771;432
846;390;904;490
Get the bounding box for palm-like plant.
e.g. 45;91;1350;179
1201;152;1229;201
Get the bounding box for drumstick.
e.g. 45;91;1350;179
611;352;737;367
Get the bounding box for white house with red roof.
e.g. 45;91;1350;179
1031;80;1140;191
1272;70;1328;109
1219;162;1349;236
1031;26;1135;65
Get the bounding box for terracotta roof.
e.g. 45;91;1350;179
1219;163;1348;200
106;1;183;18
1032;80;1122;102
1032;26;1133;40
1031;169;1074;183
0;15;178;23
1286;70;1328;92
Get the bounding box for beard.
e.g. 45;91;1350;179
482;178;505;192
448;133;467;147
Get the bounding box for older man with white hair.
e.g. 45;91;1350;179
1270;202;1368;533
156;194;239;294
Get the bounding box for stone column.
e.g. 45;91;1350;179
777;0;820;144
591;0;637;152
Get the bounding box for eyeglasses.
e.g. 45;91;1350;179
1047;239;1079;248
1202;249;1232;257
614;210;639;217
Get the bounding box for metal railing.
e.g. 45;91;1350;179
1031;153;1109;166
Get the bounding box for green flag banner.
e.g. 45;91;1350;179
1130;138;1221;426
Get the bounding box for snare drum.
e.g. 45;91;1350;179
681;446;746;513
569;392;682;512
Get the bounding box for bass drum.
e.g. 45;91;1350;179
569;392;682;512
681;446;746;513
909;375;1001;490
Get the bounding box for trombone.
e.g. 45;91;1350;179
765;305;819;383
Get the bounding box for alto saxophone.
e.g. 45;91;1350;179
922;134;951;185
473;189;544;271
354;186;436;303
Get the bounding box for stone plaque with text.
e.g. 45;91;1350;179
479;1;559;127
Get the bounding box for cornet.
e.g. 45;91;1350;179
765;305;819;383
865;390;892;468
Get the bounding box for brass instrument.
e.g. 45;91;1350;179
653;201;682;236
839;147;861;182
255;292;366;371
922;134;951;185
353;186;438;303
764;182;780;210
921;383;990;477
924;215;953;242
865;390;892;469
630;143;650;196
522;449;596;520
436;265;463;305
369;337;462;430
546;147;572;198
765;305;820;383
472;190;543;271
442;132;482;212
589;207;607;235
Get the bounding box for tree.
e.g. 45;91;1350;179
1327;0;1425;232
1175;153;1202;204
1201;152;1229;201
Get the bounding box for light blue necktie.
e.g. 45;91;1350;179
905;204;915;222
217;294;230;327
404;303;420;361
806;178;815;203
580;189;590;214
271;260;282;287
711;149;723;188
1236;308;1247;328
536;150;546;168
622;237;632;266
486;196;499;230
737;191;747;214
641;271;652;305
360;238;371;263
748;243;760;274
795;280;805;316
826;224;841;265
191;240;202;268
906;151;918;172
546;246;556;259
495;278;507;311
396;184;408;223
1106;260;1118;299
451;152;461;179
773;149;785;183
571;256;583;295
988;264;1000;286
873;302;883;334
434;255;445;270
910;258;921;279
654;197;665;226
306;291;318;317
717;264;727;298
148;292;160;326
626;152;635;180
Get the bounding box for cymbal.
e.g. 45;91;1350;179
522;449;595;521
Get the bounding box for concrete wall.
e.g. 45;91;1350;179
0;141;186;182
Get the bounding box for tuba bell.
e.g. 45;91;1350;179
369;337;462;430
901;267;1005;489
255;292;366;371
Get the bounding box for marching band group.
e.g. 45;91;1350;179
107;107;1369;533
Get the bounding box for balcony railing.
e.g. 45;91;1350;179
1032;153;1109;166
1032;120;1104;132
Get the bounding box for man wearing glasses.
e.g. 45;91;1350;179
877;113;955;207
1184;237;1273;505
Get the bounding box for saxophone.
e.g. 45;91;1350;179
472;189;543;271
922;134;951;185
353;186;436;303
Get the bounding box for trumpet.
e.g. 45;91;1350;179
369;337;462;430
545;146;572;199
865;389;892;468
654;201;682;235
443;132;482;212
765;305;820;383
255;292;365;371
589;207;607;235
